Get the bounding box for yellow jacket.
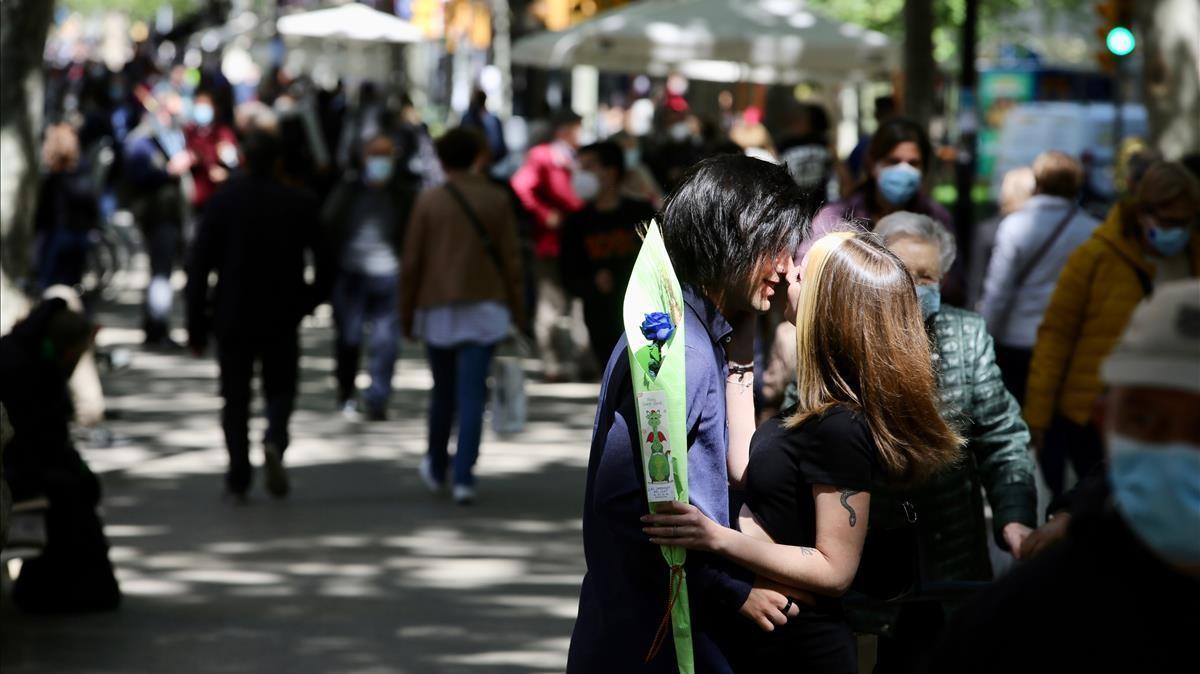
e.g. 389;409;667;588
1024;202;1200;430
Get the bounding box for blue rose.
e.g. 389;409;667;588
641;312;675;344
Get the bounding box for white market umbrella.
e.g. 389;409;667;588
277;3;424;44
511;0;895;84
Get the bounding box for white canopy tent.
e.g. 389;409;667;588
276;3;424;44
276;4;427;92
511;0;896;84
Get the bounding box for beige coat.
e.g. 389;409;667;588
400;173;527;335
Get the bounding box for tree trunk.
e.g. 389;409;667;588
0;0;56;334
1138;0;1200;159
903;0;936;129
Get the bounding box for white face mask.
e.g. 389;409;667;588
572;170;601;201
670;122;692;142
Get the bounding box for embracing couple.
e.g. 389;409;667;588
566;155;962;673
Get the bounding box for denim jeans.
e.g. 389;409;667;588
333;272;400;412
218;333;299;493
426;342;496;487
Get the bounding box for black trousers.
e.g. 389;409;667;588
1041;414;1105;499
218;333;300;493
993;344;1033;406
582;303;624;374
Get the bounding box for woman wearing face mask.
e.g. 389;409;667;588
867;212;1037;672
812;117;952;236
810;117;962;308
184;89;239;213
323;135;418;421
930;279;1200;674
1025;161;1200;499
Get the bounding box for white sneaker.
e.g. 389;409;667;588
452;484;476;505
340;400;361;421
419;456;444;494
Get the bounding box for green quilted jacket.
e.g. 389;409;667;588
907;306;1037;577
851;306;1038;634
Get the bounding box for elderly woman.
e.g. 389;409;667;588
846;212;1038;671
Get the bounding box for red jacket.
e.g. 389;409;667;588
510;142;583;258
185;123;239;209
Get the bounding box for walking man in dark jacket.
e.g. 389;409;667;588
186;108;331;501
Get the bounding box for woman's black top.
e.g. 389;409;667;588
744;405;879;548
733;405;880;673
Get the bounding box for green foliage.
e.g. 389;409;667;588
808;0;1090;64
61;0;201;22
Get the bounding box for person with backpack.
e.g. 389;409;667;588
400;128;526;505
1025;160;1200;498
978;151;1099;406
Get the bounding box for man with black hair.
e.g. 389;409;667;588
461;89;507;171
560;141;654;368
186;109;331;502
568;155;812;673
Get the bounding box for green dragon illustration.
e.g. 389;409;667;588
646;409;671;483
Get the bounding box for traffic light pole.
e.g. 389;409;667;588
1113;53;1125;159
954;0;979;295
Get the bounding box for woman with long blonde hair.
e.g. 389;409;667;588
644;230;961;672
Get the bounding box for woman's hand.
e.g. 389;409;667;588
641;501;728;553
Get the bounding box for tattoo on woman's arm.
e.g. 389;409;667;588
839;490;861;527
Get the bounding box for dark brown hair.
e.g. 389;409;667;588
1123;160;1200;239
788;231;962;485
435;126;487;171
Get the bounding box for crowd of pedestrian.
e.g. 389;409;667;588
1;38;1197;674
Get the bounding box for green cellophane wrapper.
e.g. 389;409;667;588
623;221;693;673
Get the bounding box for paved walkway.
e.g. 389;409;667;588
1;283;598;674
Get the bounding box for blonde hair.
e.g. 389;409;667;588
788;231;962;485
999;166;1035;214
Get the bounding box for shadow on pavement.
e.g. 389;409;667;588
1;286;601;674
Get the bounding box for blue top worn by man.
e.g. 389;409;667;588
567;155;811;673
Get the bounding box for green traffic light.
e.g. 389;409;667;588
1107;26;1135;56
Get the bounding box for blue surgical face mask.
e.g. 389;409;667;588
192;103;214;127
877;163;922;205
364;156;394;185
1147;224;1191;257
1108;434;1200;565
916;284;941;321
